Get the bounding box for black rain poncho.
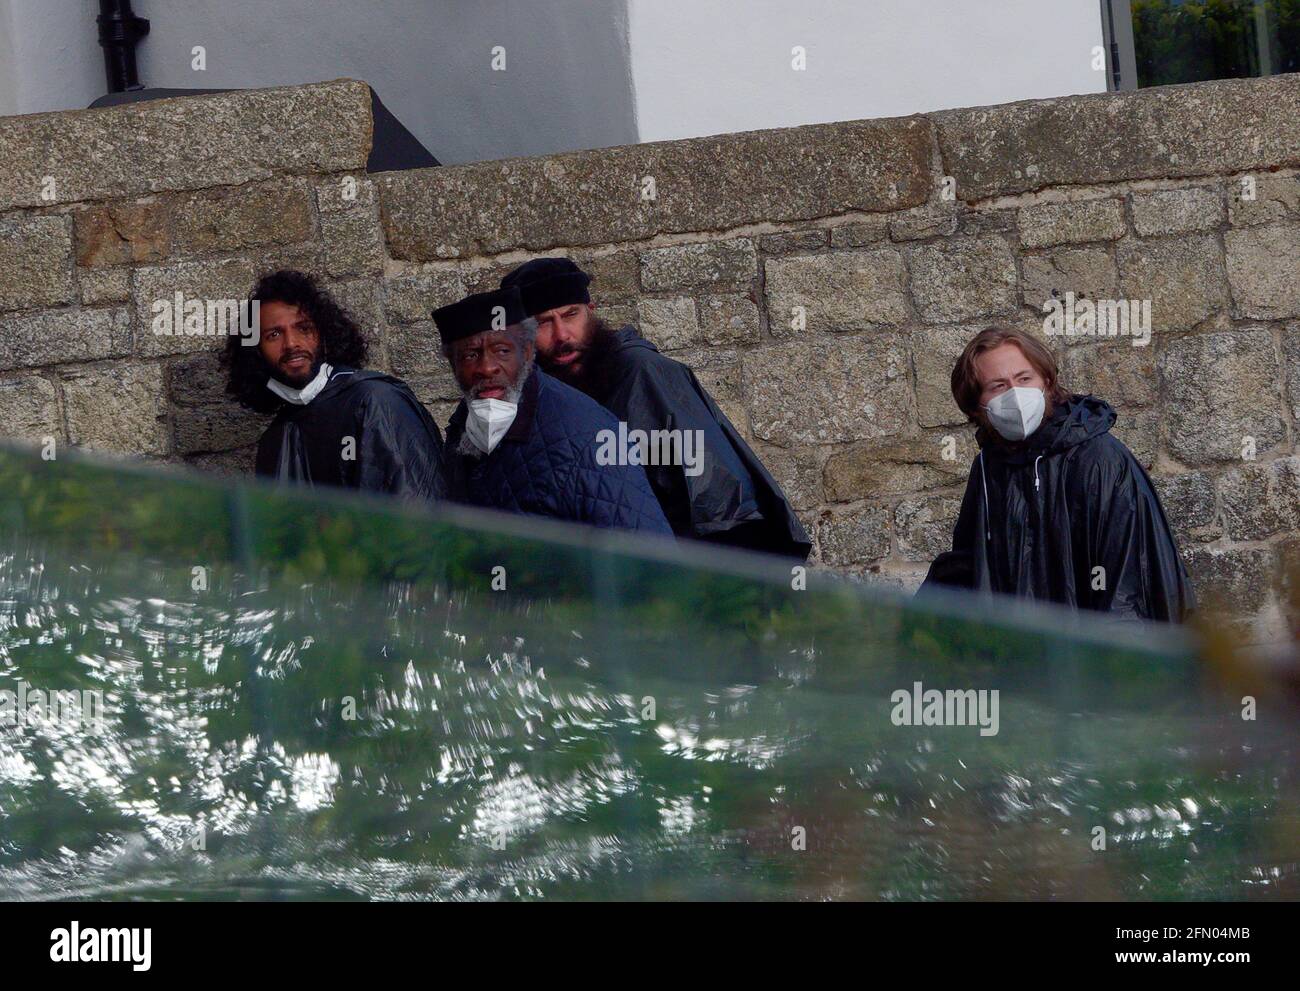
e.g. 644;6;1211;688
921;394;1194;622
254;367;448;503
587;327;811;560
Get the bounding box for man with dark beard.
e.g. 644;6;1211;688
501;258;810;559
433;285;671;534
224;269;447;502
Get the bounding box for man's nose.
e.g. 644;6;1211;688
473;353;502;378
285;328;311;351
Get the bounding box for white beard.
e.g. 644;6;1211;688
457;362;533;458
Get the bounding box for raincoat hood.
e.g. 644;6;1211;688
977;393;1116;463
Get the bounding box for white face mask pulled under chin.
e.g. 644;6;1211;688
465;397;518;454
982;386;1045;441
266;363;332;405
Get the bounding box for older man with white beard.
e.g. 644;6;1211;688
432;286;672;535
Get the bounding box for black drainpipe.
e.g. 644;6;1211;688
97;0;151;93
1104;0;1122;90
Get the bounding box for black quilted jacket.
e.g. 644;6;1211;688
444;367;673;536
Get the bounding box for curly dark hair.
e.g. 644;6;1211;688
224;270;369;413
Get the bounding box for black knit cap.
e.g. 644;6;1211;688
500;257;592;316
432;287;527;345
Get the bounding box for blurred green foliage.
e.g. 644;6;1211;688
1133;0;1300;86
3;447;1294;900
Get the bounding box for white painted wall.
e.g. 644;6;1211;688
0;1;17;118
0;0;104;118
627;0;1108;141
0;0;638;165
126;0;638;165
0;1;1110;161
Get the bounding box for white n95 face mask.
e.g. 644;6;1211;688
465;397;518;454
982;386;1045;441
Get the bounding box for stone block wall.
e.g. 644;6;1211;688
1;76;1298;642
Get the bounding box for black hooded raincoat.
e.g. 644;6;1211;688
921;395;1194;622
254;366;448;502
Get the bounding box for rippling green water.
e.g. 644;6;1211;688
0;446;1295;900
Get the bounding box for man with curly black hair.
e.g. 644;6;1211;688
223;269;447;503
